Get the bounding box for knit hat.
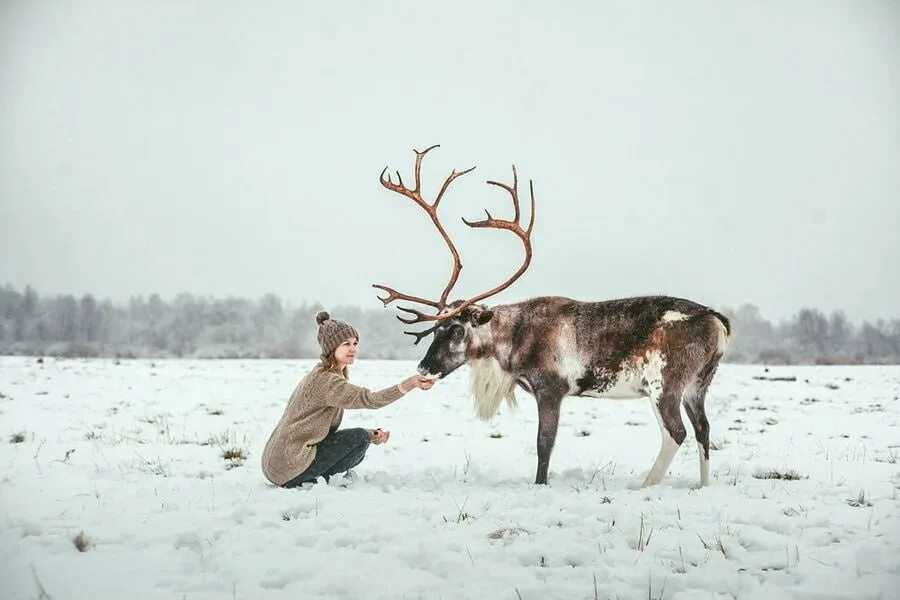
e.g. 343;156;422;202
316;311;359;360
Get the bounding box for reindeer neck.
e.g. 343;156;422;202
482;304;521;369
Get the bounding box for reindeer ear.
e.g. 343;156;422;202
472;309;494;327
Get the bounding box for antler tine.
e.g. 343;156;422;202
433;165;477;211
464;165;532;233
413;144;441;193
484;165;522;224
396;305;438;324
526;179;536;234
404;325;438;345
378;166;402;190
485;164;519;222
372;284;441;309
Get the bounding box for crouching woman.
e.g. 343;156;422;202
262;311;434;488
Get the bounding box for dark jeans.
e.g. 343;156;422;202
283;427;370;488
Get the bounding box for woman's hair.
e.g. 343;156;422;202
319;351;349;379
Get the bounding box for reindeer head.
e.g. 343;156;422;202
372;144;535;376
417;302;495;379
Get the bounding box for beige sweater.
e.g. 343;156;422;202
261;365;406;486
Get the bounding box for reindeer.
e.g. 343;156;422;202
373;145;731;487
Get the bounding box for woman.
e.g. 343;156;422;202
262;311;434;488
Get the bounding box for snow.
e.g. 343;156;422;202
1;357;899;599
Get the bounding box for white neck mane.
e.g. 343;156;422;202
469;357;517;421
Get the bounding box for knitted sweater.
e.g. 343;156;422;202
261;365;406;486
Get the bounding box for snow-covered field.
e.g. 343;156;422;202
1;357;898;600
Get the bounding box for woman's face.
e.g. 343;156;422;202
333;337;359;368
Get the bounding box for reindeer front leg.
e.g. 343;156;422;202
535;395;562;484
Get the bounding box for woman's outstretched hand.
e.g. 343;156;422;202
400;375;436;393
415;376;435;390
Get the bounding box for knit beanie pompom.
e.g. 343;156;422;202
316;311;330;326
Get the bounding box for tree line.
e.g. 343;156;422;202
0;284;898;364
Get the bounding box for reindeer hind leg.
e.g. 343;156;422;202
683;392;710;487
642;382;687;488
684;355;721;487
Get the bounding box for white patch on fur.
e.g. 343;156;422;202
661;311;689;323
469;358;518;421
556;323;582;392
579;350;665;400
713;317;730;355
641;350;666;390
580;367;643;399
604;370;645;398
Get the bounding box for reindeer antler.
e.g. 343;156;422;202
372;145;475;342
373;146;535;343
456;165;535;312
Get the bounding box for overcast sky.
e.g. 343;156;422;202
2;1;898;322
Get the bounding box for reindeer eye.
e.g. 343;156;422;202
450;325;465;339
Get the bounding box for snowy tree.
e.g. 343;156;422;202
794;308;829;357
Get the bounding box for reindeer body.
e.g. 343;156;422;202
420;295;730;486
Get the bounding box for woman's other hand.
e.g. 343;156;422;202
371;428;390;445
